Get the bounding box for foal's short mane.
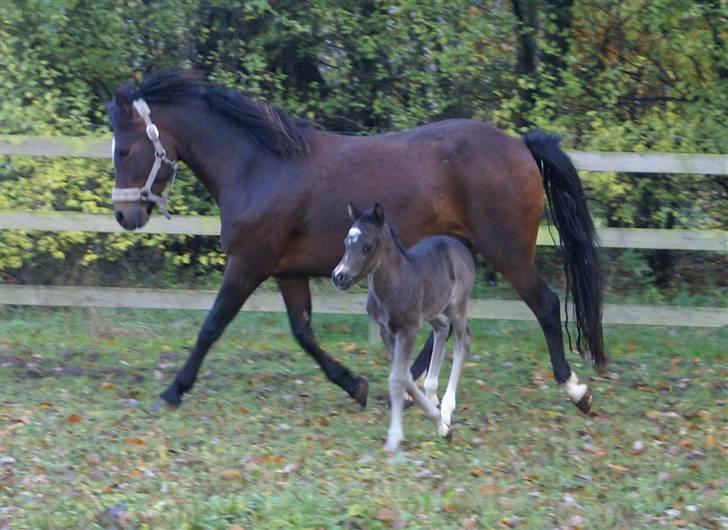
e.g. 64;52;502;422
110;68;310;160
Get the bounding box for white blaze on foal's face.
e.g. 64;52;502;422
346;226;362;243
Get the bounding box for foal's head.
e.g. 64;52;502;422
332;202;389;291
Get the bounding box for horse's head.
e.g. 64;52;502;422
332;202;387;291
109;88;179;230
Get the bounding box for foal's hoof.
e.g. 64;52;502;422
348;376;369;408
573;387;593;415
438;422;453;440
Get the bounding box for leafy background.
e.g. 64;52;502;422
1;0;726;302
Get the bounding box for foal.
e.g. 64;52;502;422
333;203;476;452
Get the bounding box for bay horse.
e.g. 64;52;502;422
109;68;603;414
333;203;476;452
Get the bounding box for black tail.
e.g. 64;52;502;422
523;131;605;369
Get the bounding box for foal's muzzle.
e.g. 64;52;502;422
332;269;353;291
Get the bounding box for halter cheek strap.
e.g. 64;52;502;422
111;98;178;219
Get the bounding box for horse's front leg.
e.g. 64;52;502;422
276;276;368;407
157;256;266;408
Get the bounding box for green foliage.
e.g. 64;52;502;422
1;0;725;290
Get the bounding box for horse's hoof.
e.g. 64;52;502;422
349;376;369;408
158;388;182;408
574;387;593;415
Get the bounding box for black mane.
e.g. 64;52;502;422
110;68;310;160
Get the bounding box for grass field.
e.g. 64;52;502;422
0;307;726;529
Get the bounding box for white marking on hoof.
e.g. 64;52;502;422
438;421;452;438
383;438;401;453
562;372;588;403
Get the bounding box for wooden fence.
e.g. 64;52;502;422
1;135;726;330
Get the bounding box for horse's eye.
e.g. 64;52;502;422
118;148;130;158
362;243;373;254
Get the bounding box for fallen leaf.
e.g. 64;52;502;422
67;413;82;424
705;435;716;448
124;437;145;446
374;507;398;523
607;463;628;473
461;517;479;528
469;468;485;477
220;469;241;480
98;382;113;390
678;439;694;451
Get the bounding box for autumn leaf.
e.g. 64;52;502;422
220;469;241;480
124;437;145;446
67;413;82;424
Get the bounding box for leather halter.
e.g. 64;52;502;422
111;98;178;219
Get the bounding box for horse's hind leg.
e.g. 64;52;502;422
423;315;450;406
502;266;592;414
277;276;368;407
439;312;470;438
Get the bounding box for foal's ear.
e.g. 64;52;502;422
348;202;363;221
372;202;385;225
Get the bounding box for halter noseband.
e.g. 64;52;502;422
111;98;178;219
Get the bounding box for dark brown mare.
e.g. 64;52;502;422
109;69;604;414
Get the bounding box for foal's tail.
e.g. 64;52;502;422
523;131;606;369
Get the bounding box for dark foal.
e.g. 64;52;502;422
109;69;601;414
333;203;476;452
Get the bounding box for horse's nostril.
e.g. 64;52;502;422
115;210;124;224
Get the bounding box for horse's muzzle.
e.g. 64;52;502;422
113;202;152;231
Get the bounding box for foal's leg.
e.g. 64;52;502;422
277;276;368;407
158;257;266;407
439;315;471;438
385;329;417;453
504;266;592;414
423;315;450;406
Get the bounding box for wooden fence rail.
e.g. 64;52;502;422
2;135;728;175
2;211;726;251
2;285;725;328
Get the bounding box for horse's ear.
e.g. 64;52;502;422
111;88;133;120
372;202;385;225
348;202;363;221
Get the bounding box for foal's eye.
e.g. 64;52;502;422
118;148;130;158
362;243;373;254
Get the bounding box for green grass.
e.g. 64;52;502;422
1;307;726;529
